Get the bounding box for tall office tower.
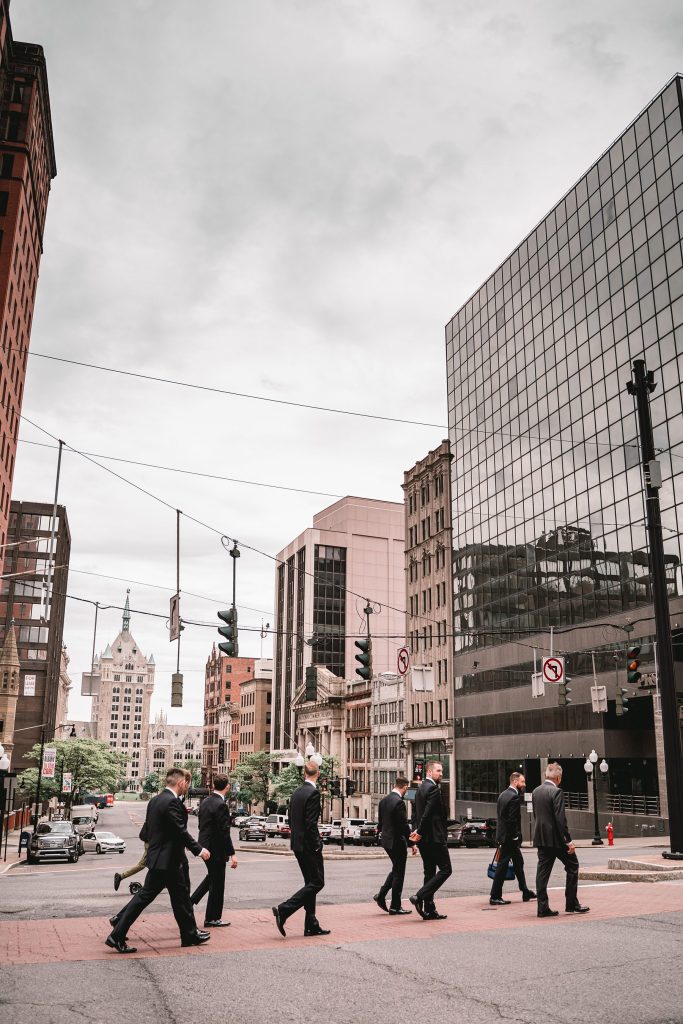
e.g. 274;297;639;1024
0;500;69;767
447;76;683;837
272;496;404;756
0;1;57;548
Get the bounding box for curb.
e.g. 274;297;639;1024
579;868;683;883
236;844;385;860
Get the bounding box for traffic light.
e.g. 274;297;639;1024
559;677;572;706
616;686;630;716
330;778;340;797
355;638;372;680
627;645;642;686
345;779;356;797
171;672;183;707
217;607;239;656
319;777;328;793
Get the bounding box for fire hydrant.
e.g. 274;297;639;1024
607;821;614;846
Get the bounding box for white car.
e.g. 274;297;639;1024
80;830;126;855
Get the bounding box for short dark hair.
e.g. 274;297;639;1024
213;775;229;791
395;776;409;789
166;768;185;785
509;771;524;785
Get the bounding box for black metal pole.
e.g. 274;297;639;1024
627;360;683;857
33;727;46;831
591;766;603;845
340;783;345;851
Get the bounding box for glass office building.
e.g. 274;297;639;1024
447;76;683;835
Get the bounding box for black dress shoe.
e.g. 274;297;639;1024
537;909;559;918
373;893;389;913
522;891;537;902
424;912;447;920
389;907;412;915
105;934;137;954
113;873;122;892
409;895;426;919
272;905;286;937
304;926;331;936
109;915;119;927
181;930;211;947
489;897;511;906
204;920;231;927
566;905;590;914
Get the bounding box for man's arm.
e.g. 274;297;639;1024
398;799;411;840
414;785;439;838
552;787;572;845
216;801;236;858
166;797;204;858
304;788;322;849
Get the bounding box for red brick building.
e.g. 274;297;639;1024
201;643;254;784
0;1;57;549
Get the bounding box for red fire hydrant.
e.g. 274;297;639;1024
607;821;614;846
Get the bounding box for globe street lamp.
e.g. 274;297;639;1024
584;749;609;845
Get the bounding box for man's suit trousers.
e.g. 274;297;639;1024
191;857;226;922
112;865;197;941
378;844;408;910
536;845;580;912
415;841;452;911
279;849;324;926
490;839;530;899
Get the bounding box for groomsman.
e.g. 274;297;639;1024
190;775;238;927
533;762;589;918
489;771;536;905
374;776;415;914
272;761;329;937
409;761;452;920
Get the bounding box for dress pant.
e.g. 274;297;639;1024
111;864;198;942
119;843;148;881
191;856;227;922
490;838;531;900
279;848;324;927
378;844;408;910
415;841;452;911
536;845;580;912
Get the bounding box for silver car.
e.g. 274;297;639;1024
80;830;126;855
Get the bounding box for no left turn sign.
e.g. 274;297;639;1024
542;656;565;683
397;647;410;676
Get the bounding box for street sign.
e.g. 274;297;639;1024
62;772;72;794
542;656;565;683
531;672;545;698
413;759;424;782
526;803;533;814
41;748;56;779
397;647;410;676
524;792;532;802
23;674;36;696
591;685;608;713
170;593;181;642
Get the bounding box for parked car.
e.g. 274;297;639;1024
446;820;465;848
70;805;98;835
265;813;290;838
341;818;368;844
27;821;80;864
358;822;380;846
81;830;126;855
461;819;497;848
239;821;267;842
319;823;333;842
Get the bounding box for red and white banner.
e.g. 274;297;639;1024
41;748;57;778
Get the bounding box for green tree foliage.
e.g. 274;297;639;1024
271;755;339;804
17;739;128;802
142;771;162;794
173;758;202;788
230;750;272;809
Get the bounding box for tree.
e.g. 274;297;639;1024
17;739;128;805
271;756;339;810
230;750;272;810
174;758;202;788
142;771;162;794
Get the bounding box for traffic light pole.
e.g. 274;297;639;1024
627;360;683;858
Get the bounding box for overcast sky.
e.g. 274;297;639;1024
11;0;683;726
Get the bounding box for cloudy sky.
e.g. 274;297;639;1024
11;0;683;725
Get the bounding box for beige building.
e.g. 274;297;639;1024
0;623;20;762
145;711;202;778
88;594;155;792
370;673;407;818
54;646;72;736
238;658;273;760
402;441;455;818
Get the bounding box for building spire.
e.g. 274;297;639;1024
122;589;131;634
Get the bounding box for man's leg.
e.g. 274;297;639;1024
118;853;147;882
167;864;200;940
554;846;580;909
110;869;165;941
204;859;227;923
536;847;556;913
509;842;531;894
377;851;394;904
389;846;408;910
279;851;324;927
415;844;438;912
490;844;512;901
427;843;452;908
190;862;211;907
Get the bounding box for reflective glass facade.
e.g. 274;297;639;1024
446;77;683;830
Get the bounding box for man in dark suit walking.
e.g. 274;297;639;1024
190;775;238;927
409;760;452;921
374;775;416;915
272;761;329;938
489;771;536;905
532;762;589;918
105;767;211;954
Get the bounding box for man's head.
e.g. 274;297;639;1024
426;761;443;783
165;767;187;794
213;774;230;794
509;771;525;791
395;776;409;796
304;761;319;782
545;762;563;783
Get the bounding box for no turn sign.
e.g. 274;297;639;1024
397;647;410;676
542;656;565;683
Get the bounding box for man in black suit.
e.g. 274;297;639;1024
532;762;589;918
489;771;536;905
374;775;416;914
272;761;329;938
190;775;238;927
105;767;212;954
409;760;452;921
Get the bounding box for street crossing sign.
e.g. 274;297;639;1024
542;656;565;683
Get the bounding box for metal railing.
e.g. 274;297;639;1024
563;791;589;810
607;794;660;816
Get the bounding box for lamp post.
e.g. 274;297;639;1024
0;743;11;861
584;750;609;845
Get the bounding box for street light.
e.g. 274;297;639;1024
584;749;609;845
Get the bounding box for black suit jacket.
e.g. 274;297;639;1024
197;792;235;860
288;782;322;854
496;787;523;845
414;779;448;845
378;791;411;851
532;781;572;849
144;789;202;871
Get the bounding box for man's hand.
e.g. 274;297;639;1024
409;831;421;843
230;855;238;869
411;844;418;856
567;841;575;854
199;848;211;861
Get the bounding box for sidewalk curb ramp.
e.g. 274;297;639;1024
580;856;683;883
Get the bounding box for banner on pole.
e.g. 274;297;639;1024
41;748;57;779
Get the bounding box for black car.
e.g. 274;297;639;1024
460;819;497;848
358;822;380;846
